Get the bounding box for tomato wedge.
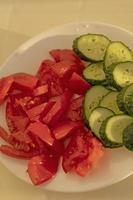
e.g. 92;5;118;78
75;137;104;176
0;76;14;104
33;84;48;97
12;73;38;91
28;154;59;185
53;120;83;140
0;145;39;159
37;59;55;78
43;91;73;126
66;96;84;121
38;67;64;97
69;72;91;95
27;121;54;146
6;101;29;133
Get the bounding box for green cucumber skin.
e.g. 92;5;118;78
99;117;123;148
125;95;133;116
73;33;111;62
117;83;133;113
123;123;133;151
104;41;133;71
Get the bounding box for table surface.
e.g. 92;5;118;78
0;0;133;199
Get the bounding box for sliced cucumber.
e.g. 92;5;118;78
83;86;109;123
99;91;122;114
100;115;133;148
125;95;133;116
104;41;133;71
123;123;133;151
107;61;133;90
117;83;133;112
73;34;110;62
89;107;114;138
83;62;106;85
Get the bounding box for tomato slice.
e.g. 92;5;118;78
51;60;75;79
12;73;38;91
0;76;14;104
28;154;59;185
66;96;84;121
0;126;10;143
6;101;29;133
75;137;104;176
26;102;51;121
62;129;92;173
49;49;85;74
38;67;64;97
27;121;54;146
43;91;73;126
53;120;83;140
68;72;91;95
0;145;39;159
37;59;55;78
33;84;48;97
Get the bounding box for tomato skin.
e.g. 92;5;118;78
0;145;39;159
27;121;54;146
0;76;14;104
66;96;84;121
28;154;59;185
43;91;73;126
12;73;38;91
53;120;83;140
68;72;91;95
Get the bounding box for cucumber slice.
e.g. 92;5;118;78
89;107;114;138
125;95;133;116
123;123;133;151
83;86;109;123
83;62;106;85
99;91;122;114
107;61;133;90
100;115;133;147
73;34;110;62
104;41;133;71
117;83;133;112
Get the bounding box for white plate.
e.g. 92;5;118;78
0;22;133;193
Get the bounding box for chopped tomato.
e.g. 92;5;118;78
38;67;64;97
27;121;54;146
62;129;91;173
12;73;38;91
26;102;49;120
66;96;84;121
75;137;104;176
51;140;64;156
49;49;85;74
11;130;32;144
68;72;91;95
0;76;14;104
53;120;83;140
37;59;55;78
43;91;73;126
6;101;29;133
51;60;76;79
28;154;59;185
0;145;39;159
33;84;48;97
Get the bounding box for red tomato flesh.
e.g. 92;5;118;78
0;76;14;104
53;120;83;140
27;121;54;146
28;154;59;185
68;72;91;95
